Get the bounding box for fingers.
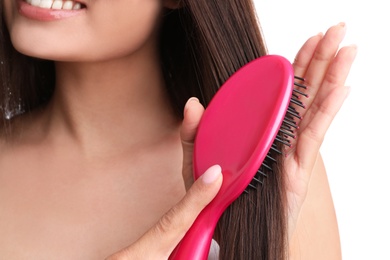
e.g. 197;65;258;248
107;165;223;260
180;97;205;190
180;98;204;144
312;45;358;104
303;23;347;104
291;23;347;128
296;45;357;171
288;22;357;175
293;33;323;79
299;44;358;132
297;86;350;172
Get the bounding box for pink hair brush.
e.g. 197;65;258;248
169;55;306;259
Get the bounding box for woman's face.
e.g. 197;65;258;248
3;0;173;62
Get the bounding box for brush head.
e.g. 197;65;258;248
170;55;296;260
193;55;294;213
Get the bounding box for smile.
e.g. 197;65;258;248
24;0;86;10
19;0;87;21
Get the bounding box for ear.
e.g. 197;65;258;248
163;0;182;9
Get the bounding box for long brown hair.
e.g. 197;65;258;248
160;1;287;259
0;0;287;258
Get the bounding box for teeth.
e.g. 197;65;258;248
39;0;53;9
25;0;83;10
73;3;81;10
62;1;73;10
31;0;41;6
51;0;63;9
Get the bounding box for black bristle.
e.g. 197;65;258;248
246;75;307;192
293;88;309;98
287;107;302;120
270;144;282;154
290;97;305;108
261;163;273;171
280;124;294;133
275;136;292;147
283;118;299;129
256;169;267;177
292;93;300;100
266;154;277;163
294;75;305;82
253;177;263;184
294;82;307;89
248;183;257;189
279;128;296;139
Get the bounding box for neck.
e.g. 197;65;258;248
42;44;180;157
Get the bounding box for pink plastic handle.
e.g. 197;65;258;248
169;205;219;259
169;55;294;260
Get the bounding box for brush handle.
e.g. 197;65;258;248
169;203;220;260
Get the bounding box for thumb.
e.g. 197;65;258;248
107;165;223;260
180;97;205;190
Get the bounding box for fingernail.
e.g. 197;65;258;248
201;165;222;184
185;97;199;106
335;22;347;38
338;22;346;28
184;97;200;114
184;97;200;113
338;22;347;34
349;44;358;51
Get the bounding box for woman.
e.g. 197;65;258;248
0;0;356;259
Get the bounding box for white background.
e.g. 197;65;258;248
254;1;390;259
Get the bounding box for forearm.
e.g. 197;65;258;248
289;154;342;259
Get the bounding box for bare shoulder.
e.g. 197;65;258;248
289;154;342;259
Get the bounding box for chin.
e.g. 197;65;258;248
7;17;87;61
9;32;94;62
12;41;78;62
7;19;158;63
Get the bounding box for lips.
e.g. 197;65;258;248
24;0;86;10
19;0;87;21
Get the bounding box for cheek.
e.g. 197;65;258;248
82;2;162;60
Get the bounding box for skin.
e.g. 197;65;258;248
288;24;357;259
0;0;356;259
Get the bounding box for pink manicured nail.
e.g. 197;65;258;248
202;165;222;184
184;97;200;113
186;97;199;105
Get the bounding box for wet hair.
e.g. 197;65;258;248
0;0;287;259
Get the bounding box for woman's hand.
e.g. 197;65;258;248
106;22;358;258
284;22;357;237
106;99;222;260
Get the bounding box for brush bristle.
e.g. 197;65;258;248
245;76;307;192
